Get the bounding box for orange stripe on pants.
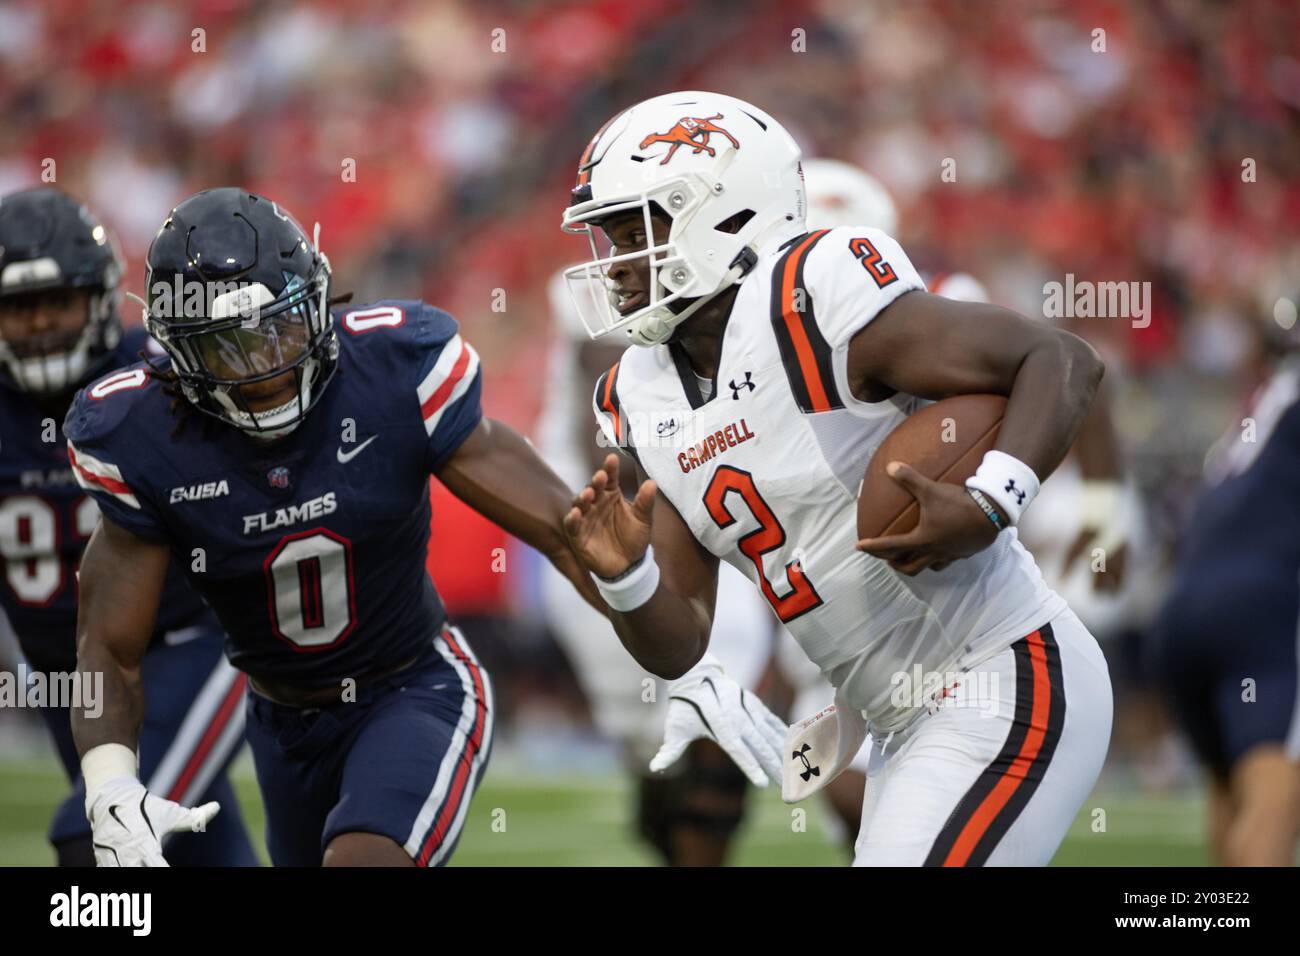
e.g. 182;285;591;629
941;629;1052;866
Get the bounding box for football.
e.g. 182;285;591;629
856;394;1007;539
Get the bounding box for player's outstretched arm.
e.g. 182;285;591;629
850;291;1105;574
564;453;719;679
72;517;167;757
73;517;219;866
437;417;607;613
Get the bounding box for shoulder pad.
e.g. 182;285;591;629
64;361;166;448
768;227;923;413
334;299;458;349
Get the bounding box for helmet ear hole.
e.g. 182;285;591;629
713;210;755;234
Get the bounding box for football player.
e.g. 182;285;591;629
1150;310;1300;865
561;92;1113;866
775;158;1145;848
538;270;782;865
63;187;636;867
0;187;255;866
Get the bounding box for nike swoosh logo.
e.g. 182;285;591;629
336;435;377;464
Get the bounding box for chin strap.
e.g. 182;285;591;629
632;250;758;347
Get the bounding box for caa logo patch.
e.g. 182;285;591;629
170;480;230;504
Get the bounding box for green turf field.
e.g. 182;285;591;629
0;753;1210;866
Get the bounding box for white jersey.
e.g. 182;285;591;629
594;226;1065;734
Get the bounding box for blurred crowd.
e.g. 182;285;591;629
2;0;1298;776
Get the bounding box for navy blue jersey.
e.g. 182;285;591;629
0;327;210;672
63;301;483;687
1156;393;1300;651
1150;389;1300;775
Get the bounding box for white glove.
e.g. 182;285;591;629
83;744;219;867
1078;480;1131;557
648;654;787;787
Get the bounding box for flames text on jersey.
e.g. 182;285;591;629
242;492;337;535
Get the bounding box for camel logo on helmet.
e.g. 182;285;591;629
638;114;739;165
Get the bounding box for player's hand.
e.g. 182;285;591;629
649;655;787;787
86;776;219;867
1060;481;1130;592
563;453;657;579
856;461;999;575
1061;529;1129;592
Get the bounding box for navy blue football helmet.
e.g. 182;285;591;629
0;187;124;393
142;188;337;438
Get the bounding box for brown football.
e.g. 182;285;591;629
857;394;1007;540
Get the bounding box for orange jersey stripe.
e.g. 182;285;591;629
780;230;833;412
941;629;1052;866
601;360;622;441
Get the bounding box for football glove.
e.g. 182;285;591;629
83;744;219;867
649;654;787;787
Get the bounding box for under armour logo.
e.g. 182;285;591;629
729;371;755;400
1005;479;1026;505
792;742;820;782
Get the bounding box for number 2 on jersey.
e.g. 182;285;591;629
703;466;822;623
849;236;898;288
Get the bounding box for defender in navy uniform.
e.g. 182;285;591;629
0;187;255;866
66;188;603;866
1150;350;1300;866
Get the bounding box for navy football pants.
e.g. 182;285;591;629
244;626;493;866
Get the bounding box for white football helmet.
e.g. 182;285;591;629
803;158;899;235
561;91;806;347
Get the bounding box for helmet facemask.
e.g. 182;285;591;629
563;172;765;347
0;284;121;394
146;260;337;440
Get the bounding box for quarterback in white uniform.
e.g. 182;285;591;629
560;91;1114;866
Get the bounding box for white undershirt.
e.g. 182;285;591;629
695;373;714;403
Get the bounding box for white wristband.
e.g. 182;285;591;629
81;742;138;795
965;450;1040;526
593;545;661;613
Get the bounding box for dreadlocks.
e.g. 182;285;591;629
138;349;205;440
